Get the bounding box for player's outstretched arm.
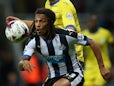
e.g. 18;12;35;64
6;16;20;24
18;57;34;73
6;16;33;29
88;38;111;81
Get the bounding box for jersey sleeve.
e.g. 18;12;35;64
65;31;89;45
23;38;36;58
75;33;89;45
56;28;88;45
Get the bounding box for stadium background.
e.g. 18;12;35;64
0;0;114;86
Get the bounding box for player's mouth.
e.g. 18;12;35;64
36;29;40;32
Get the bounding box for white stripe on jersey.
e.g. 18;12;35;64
40;37;49;56
23;38;35;56
52;34;63;55
47;63;55;78
58;63;67;75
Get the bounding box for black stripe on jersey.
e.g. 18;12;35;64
35;36;41;53
59;34;74;73
45;40;60;77
56;29;88;45
56;28;78;38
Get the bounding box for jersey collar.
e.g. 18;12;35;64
50;0;59;6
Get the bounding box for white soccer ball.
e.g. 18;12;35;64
5;20;29;42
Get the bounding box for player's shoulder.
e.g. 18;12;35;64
99;27;111;34
82;29;89;34
61;0;70;4
60;0;72;6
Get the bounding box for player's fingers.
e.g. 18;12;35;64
6;17;10;24
25;63;34;72
28;63;35;72
102;70;111;82
104;71;111;81
23;64;32;73
23;61;34;73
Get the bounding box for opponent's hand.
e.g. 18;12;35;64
6;16;20;24
100;67;111;81
21;60;35;73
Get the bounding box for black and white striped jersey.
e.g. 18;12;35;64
23;32;88;79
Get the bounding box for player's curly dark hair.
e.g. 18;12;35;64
35;8;56;25
29;8;56;40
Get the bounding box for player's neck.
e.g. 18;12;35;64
41;31;56;41
89;27;98;33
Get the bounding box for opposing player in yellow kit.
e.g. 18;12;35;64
45;0;80;32
45;0;84;65
82;15;114;86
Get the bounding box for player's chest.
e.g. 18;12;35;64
37;37;68;55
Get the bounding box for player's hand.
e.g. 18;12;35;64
100;67;111;81
6;16;20;24
21;60;35;73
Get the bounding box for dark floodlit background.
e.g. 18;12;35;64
0;0;114;86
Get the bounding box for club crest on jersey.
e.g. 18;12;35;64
59;44;66;50
66;13;73;20
100;37;105;43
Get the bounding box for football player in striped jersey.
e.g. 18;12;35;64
16;8;111;86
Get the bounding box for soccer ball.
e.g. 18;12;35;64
5;20;29;42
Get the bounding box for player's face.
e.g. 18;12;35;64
87;15;98;30
35;14;49;36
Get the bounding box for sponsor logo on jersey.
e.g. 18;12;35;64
46;55;65;63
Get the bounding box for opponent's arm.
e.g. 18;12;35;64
88;38;111;81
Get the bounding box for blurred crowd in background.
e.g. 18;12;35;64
0;0;114;86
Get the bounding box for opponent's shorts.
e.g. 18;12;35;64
44;72;84;86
